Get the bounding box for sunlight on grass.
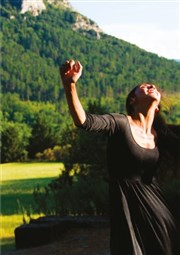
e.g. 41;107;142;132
0;214;44;239
0;214;44;251
1;215;26;239
0;162;64;251
1;162;64;182
1;177;59;194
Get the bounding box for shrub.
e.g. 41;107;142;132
33;164;109;216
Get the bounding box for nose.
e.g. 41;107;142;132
148;84;155;89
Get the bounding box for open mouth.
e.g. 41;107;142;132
148;90;156;94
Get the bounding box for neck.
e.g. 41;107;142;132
130;107;156;134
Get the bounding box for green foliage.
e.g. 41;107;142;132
1;1;180;103
160;94;180;124
1;1;180;162
28;112;61;158
0;1;179;232
1;162;61;251
32;101;111;216
35;144;72;161
33;170;109;216
1;122;31;162
1;93;69;161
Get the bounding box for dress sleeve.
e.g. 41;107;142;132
76;112;122;135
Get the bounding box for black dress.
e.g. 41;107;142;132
79;113;177;255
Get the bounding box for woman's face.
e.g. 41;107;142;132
135;83;161;104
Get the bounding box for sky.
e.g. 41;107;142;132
68;0;180;60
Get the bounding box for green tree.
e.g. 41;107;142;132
28;112;60;158
1;122;31;162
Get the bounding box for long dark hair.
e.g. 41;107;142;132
126;85;180;180
125;85;179;138
126;86;138;115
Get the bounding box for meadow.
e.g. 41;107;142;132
0;162;64;252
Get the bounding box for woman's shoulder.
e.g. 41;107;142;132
109;113;128;130
109;112;127;121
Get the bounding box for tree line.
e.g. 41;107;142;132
1;1;180;163
1;1;180;102
1;1;180;216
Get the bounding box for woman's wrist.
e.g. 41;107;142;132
63;81;76;92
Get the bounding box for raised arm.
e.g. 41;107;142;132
59;59;86;126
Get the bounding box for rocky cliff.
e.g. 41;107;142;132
20;0;72;16
20;0;46;16
19;0;103;38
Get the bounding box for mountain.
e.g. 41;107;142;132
1;0;180;103
1;0;180;163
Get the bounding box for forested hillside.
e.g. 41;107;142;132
2;0;180;100
1;0;180;162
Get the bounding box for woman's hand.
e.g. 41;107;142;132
60;59;83;86
59;59;86;125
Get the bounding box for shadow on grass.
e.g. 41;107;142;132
1;193;39;215
0;237;16;254
2;177;56;192
1;177;54;215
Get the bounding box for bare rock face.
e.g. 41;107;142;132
20;0;72;16
20;0;46;16
19;0;103;38
72;14;103;39
47;0;72;9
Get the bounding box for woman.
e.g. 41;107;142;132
60;59;179;255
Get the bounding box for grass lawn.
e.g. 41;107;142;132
0;162;64;252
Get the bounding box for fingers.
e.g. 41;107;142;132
74;61;83;72
60;59;73;73
63;59;75;69
60;59;81;75
69;59;75;68
59;61;69;76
